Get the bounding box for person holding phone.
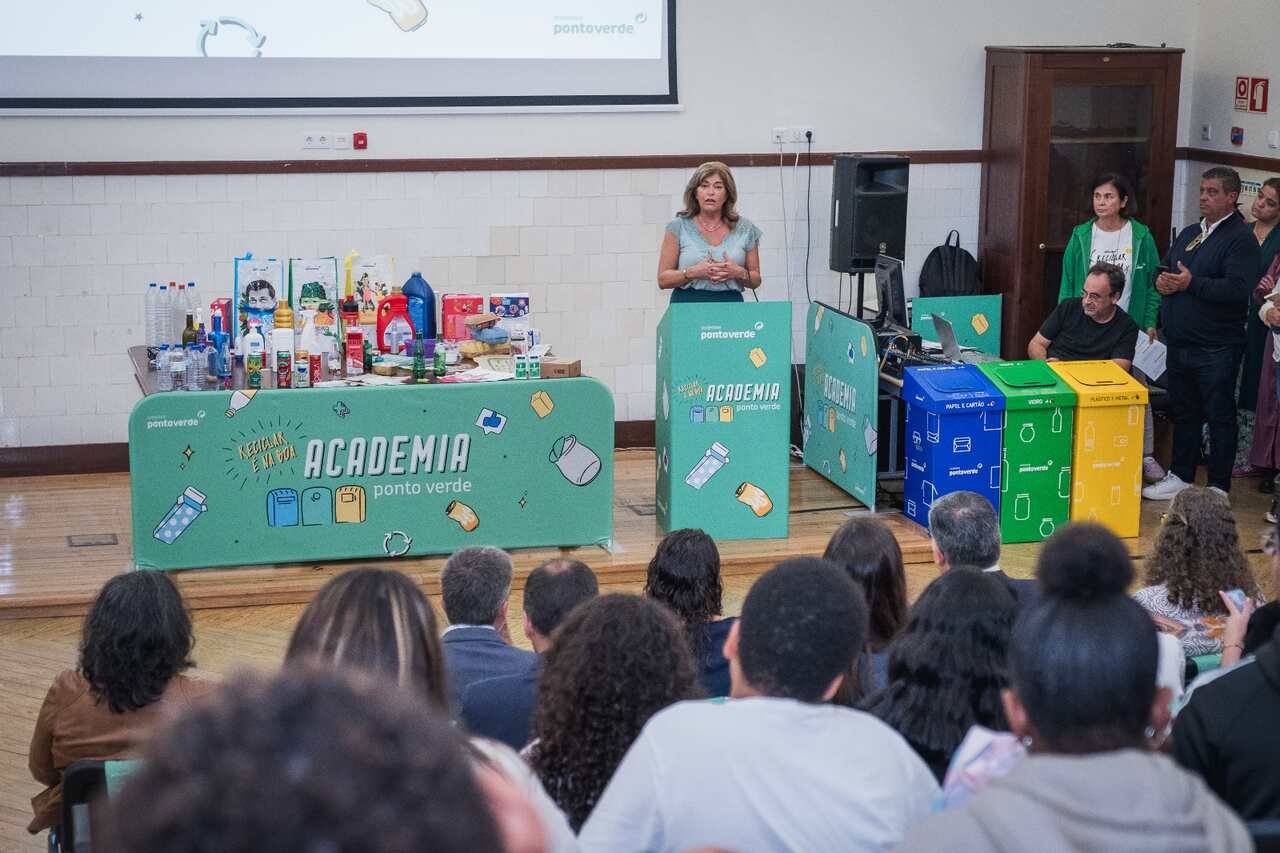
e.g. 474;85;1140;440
1059;174;1164;482
1144;167;1262;500
657;162;763;303
1238;179;1280;515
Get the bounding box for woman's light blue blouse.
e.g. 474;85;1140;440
665;216;763;292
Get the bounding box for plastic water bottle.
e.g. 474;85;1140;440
156;345;173;391
157;284;171;345
169;344;186;390
186;281;199;325
173;282;187;339
145;282;159;347
186;344;202;389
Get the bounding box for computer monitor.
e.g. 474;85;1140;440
873;254;907;328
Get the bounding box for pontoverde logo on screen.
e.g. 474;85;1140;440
553;12;647;36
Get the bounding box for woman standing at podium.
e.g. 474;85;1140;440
657;161;763;303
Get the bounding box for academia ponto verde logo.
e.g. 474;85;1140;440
552;11;648;36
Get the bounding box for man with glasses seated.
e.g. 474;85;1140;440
1028;261;1138;371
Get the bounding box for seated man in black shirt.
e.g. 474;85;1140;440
1028;262;1138;369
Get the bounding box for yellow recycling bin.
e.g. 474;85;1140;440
1048;360;1148;538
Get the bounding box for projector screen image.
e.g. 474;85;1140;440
0;0;676;108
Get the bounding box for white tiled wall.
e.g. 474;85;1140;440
0;162;979;448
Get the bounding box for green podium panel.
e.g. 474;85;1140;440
129;378;614;570
803;303;880;509
655;302;791;540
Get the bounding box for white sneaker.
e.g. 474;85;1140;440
1142;472;1191;501
1142;456;1166;483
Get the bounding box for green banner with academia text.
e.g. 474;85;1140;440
129;378;614;570
655;301;792;540
803;302;879;508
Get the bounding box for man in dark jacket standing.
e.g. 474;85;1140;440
1144;167;1261;499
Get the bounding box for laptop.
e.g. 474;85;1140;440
932;315;1001;364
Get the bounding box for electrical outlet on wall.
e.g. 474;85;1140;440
769;126;817;144
333;132;352;150
1200;123;1213;142
303;132;331;150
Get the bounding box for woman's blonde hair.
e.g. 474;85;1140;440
1147;486;1259;613
286;568;449;712
678;161;740;224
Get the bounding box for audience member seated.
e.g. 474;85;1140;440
527;594;700;831
461;558;599;749
1177;602;1279;714
1134;486;1262;657
285;567;575;852
1028;261;1139;371
27;571;213;837
929;490;1040;609
862;569;1015;782
105;669;519;853
440;546;538;709
823;517;908;701
897;524;1252;853
578;558;938;852
643;528;736;697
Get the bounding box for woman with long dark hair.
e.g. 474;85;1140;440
28;571;211;836
657;161;763;303
822;517;908;703
528;594;701;830
897;524;1252;852
861;570;1014;781
1134;486;1261;657
643;528;735;697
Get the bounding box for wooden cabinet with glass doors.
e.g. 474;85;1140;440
979;46;1183;357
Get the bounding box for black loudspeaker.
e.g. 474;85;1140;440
829;155;909;274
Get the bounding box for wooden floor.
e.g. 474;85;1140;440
0;450;937;620
2;454;1277;852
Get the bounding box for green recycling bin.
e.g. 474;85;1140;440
977;360;1077;544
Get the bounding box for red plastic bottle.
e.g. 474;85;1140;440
376;291;414;354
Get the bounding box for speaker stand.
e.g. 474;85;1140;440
854;271;867;320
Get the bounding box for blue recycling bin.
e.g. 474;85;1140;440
902;364;1005;528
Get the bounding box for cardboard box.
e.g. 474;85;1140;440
442;294;485;341
540;357;581;379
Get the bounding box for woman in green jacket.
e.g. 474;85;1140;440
1059;173;1163;482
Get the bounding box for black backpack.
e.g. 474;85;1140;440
918;230;982;297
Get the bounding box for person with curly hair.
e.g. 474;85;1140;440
1134;486;1262;657
579;558;937;852
643;528;735;697
862;569;1015;781
527;594;701;830
27;571;213;836
105;668;515;853
897;523;1252;852
285;567;576;852
823;516;908;703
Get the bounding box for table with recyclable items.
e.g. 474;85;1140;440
126;347;615;571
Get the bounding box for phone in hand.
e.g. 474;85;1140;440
1224;588;1249;610
1155;264;1170;276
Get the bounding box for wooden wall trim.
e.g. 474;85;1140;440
1177;146;1280;173
0;443;129;478
1;422;658;476
0;150;984;178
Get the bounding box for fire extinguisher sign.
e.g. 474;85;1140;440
1236;76;1269;113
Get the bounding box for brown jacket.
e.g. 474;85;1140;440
27;669;214;833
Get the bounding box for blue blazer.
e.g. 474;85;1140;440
460;662;541;751
442;626;538;712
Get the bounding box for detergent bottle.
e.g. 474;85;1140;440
401;272;436;341
377;288;413;355
271;301;295;371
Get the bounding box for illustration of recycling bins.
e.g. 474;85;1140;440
902;364;1004;529
977;360;1077;543
1048;360;1148;538
654;301;792;540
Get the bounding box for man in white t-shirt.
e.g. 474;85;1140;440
577;557;939;852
